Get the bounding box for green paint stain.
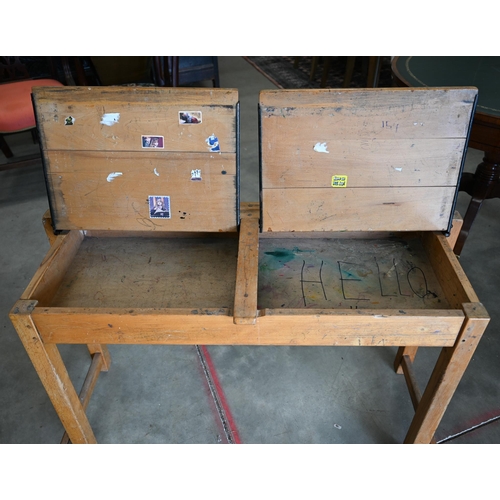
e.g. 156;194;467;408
263;248;296;271
262;247;316;272
265;249;294;259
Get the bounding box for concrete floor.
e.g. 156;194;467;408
1;56;499;444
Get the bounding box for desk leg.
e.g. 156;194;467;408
10;300;97;444
404;303;489;444
455;151;500;255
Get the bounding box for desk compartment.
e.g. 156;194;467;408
50;235;238;310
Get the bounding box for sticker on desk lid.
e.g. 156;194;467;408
331;175;348;188
142;136;164;149
149;196;171;219
179;111;202;124
100;113;120;126
191;169;202;181
65;116;75;126
313;142;329;153
206;133;220;152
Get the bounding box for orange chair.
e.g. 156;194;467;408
0;57;64;163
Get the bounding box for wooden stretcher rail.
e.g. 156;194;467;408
60;352;104;444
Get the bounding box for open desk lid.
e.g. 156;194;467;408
259;87;478;234
33;86;240;233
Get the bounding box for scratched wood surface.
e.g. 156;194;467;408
257;236;449;310
260;88;477;232
32;87;239;232
33;86;238;153
49;236;238;309
262;186;456;232
45;151;237;231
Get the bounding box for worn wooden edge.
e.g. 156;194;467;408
33;86;239;106
258;230;422;239
259;87;478;106
447;210;463;250
404;302;489;444
421;231;479;308
83;229;239;239
31;307;464;347
233;204;260;324
21;230;84;305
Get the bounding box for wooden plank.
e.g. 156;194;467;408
44;151;237;232
404;302;489;443
32;307;464;347
401;354;423;410
9;300;96;444
21;230;84;307
262;138;465;189
34;86;238;153
233;203;260;324
262;186;456;232
260;87;477;140
421;232;479;309
259;88;476;233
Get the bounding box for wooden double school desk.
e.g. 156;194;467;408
10;86;489;443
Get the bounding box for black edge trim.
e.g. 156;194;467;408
446;90;479;236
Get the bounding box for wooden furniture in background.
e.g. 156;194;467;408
392;56;500;255
166;56;220;87
0;56;64;169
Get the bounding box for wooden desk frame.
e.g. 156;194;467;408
10;206;488;444
9;87;489;444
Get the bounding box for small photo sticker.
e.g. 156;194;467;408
179;111;202;124
206;133;220;152
331;175;348;188
149;196;171;219
142;136;164;148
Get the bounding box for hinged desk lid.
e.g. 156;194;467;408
33;86;239;232
259;87;477;233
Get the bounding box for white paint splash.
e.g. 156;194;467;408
394;167;403;172
101;113;120;126
313;142;329;153
154;168;160;176
107;172;123;182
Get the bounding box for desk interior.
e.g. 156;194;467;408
258;236;449;310
51;236;238;309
